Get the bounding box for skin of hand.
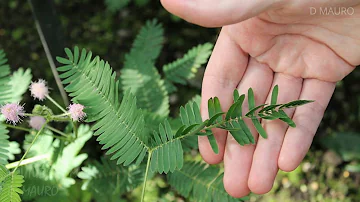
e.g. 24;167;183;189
161;0;360;198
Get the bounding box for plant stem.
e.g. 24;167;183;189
53;113;70;117
23;113;40;117
4;124;32;133
6;154;49;169
42;132;69;141
46;125;68;137
141;151;152;202
11;122;47;174
72;122;78;139
46;95;67;113
29;0;69;107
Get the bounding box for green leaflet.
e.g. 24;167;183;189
247;88;268;138
207;133;219;154
271;85;279;105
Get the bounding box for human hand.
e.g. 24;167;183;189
161;0;359;198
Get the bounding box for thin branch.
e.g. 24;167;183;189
46;95;67;113
141;151;152;202
6;154;50;170
3;124;32;133
46;125;68;137
11;122;47;174
28;0;69;106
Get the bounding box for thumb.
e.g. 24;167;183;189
161;0;282;27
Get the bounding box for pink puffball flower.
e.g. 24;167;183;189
30;79;49;101
68;103;86;121
29;116;46;130
1;103;25;125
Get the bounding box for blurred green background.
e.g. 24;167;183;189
0;0;359;201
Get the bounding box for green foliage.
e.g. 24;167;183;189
105;0;130;12
124;19;164;64
57;46;312;173
7;68;32;104
168;161;249;202
321;132;360;161
78;158;145;202
50;125;93;187
0;124;10;165
5;142;20;162
0;50;32;106
150;120;183;174
57;47;149;166
20;125;92;201
121;20;169;117
0;50;12;105
53;20;312;201
20;163;67;202
104;0;150;13
163;43;213;93
0;165;24;202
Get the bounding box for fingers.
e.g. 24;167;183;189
160;0;279;27
223;58;273;198
278;79;335;171
248;73;303;194
199;28;248;164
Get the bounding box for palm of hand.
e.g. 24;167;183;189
231;10;357;82
161;0;359;198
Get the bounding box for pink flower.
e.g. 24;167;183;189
29;116;46;130
68;103;86;121
1;103;25;125
30;79;49;100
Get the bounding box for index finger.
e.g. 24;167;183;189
160;0;277;27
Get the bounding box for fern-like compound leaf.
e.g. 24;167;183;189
167;162;248;202
0;165;24;202
0;50;32;108
78;158;145;202
0;50;11;105
163;43;213;92
150;120;183;174
121;20;169;117
57;47;149;166
0;124;10;165
8;68;32;104
125;19;164;64
121;67;169;117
